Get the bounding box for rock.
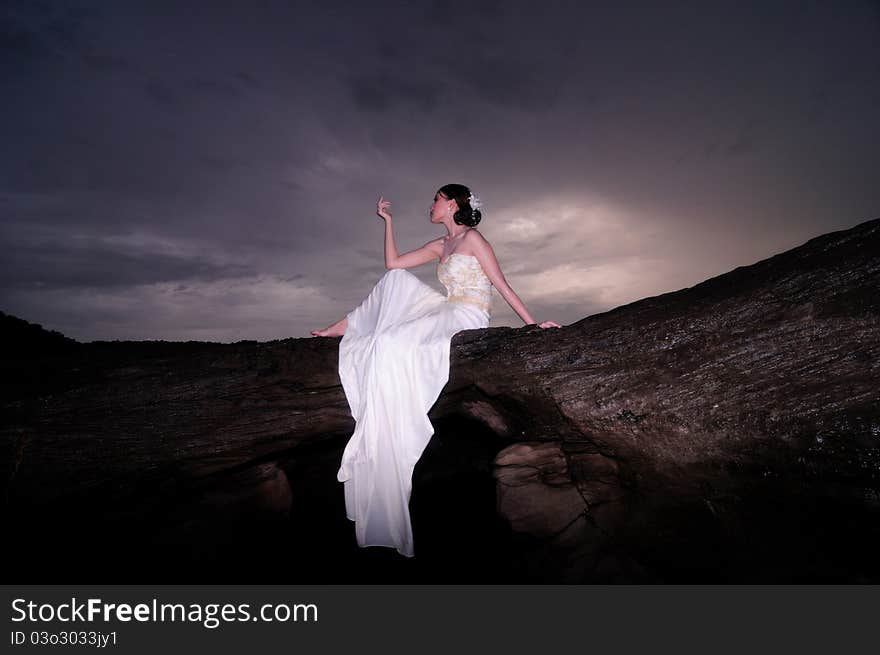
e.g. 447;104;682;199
494;441;587;537
2;216;879;582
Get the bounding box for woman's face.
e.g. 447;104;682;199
429;192;456;222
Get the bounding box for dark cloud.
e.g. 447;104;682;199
349;71;440;113
0;231;256;291
0;0;97;63
144;77;183;107
80;49;131;72
188;75;245;100
235;70;260;87
0;16;43;58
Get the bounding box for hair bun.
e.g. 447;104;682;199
439;183;483;228
455;207;481;227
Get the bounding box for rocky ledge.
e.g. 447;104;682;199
2;217;878;582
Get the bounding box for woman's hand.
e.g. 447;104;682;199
377;195;392;221
538;321;562;329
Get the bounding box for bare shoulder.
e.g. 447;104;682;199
466;228;487;244
465;228;494;254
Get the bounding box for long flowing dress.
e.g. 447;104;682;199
336;253;493;557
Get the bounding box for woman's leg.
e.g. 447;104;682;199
310;316;348;337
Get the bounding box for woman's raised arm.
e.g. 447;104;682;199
377;195;442;270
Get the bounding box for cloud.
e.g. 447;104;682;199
481;196;671;318
2;273;326;343
348;71;441;113
0;0;98;66
0;226;257;291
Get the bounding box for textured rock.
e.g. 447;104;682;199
2;216;879;582
494;442;587;536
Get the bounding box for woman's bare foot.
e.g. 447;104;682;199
310;316;348;337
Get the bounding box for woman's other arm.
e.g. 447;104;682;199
469;231;561;328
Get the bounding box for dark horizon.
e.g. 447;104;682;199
2;0;879;342
6;214;880;347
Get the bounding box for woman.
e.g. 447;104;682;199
311;184;561;558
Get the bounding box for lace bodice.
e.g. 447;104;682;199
437;253;492;314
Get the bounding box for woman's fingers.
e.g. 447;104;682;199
376;196;392;220
376;193;392;219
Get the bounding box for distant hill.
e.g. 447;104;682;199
0;310;81;359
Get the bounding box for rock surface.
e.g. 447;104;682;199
2;217;879;582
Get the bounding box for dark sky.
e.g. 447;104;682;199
2;0;878;342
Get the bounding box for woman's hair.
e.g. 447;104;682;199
438;183;482;227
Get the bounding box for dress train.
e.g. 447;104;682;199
336;258;492;557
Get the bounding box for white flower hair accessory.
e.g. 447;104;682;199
468;192;482;212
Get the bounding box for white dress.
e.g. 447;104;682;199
336;253;493;557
